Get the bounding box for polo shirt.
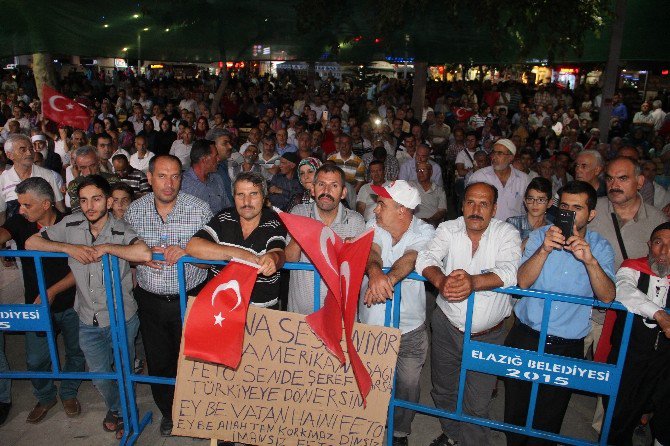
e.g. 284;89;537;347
129;151;155;172
41;213;139;327
514;225;615;339
181;167;228;214
119;168;151;196
2;211;75;312
327;152;365;185
467;166;530;223
193;207;287;306
359;216;435;334
169;140;193;169
125;192;213;295
287;203;366;315
398;158;443;187
411;181;447;220
0;164;64;213
275;143;297;156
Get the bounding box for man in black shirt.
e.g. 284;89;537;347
0;177;85;423
186;171;287;308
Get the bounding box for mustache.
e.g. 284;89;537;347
466;215;484;220
609;189;624;194
318;193;335;202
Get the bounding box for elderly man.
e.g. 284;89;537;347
181;139;228;214
66;146;120;213
186;171;287;308
398;143;444;187
416;182;521;446
111;154;150;198
356;160;386;222
124;155;213;436
359;180;435;446
169;126;194;169
467;138;529;222
574;149;606;197
230;143;263;179
506;181;615;445
0;177;84;423
286;164;366;314
268;152;302;211
608;222;670;446
129;135;155;173
411;161;447;227
0;134;66;225
31;134;62;174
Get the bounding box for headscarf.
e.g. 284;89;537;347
297;157;322;186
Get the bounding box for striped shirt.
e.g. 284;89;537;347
327;152;366;185
125;192;213;294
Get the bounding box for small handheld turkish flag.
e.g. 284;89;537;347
42;85;93;130
453;107;475;122
183;259;259;368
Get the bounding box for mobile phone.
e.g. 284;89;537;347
554;209;575;240
322;110;329;121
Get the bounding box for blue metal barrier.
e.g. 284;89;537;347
0;250;131;445
1;251;641;446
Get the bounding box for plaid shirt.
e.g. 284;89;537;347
125;192;213;294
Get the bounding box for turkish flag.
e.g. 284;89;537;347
42;85;93;130
483;91;500;109
583;135;597;151
453;107;474;122
183;259;259;368
339;229;375;404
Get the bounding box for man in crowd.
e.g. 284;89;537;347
356;160;386;222
327;134;366;206
186;171;287;309
95;133;117;174
0;178;84;423
268;152;302;211
66;146;120;213
286;164;366;314
214;133;234;206
275;128;297;156
574;149;606;197
412;161;447;227
505;181;615;445
169;127;194;169
111;154;150;198
608;222;670;445
399;144;444;187
26;175;151;439
467;138;529;222
360;180;435;446
31;134;62;174
416;182;521;446
181;139;228;214
129;135;154;173
124;155;213;436
0;134;66;225
362;146;400;182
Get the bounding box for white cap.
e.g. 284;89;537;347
31;134;47;143
371;180;421;210
494;138;517;156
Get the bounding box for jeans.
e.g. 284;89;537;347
25;308;85;404
78;313;139;413
0;334;10;403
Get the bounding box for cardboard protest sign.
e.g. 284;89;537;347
173;304;401;446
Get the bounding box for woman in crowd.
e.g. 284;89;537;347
138;118;158;153
154;117;177;156
287;157;322;211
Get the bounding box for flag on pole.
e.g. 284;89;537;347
183;259;259;368
42;85;93;130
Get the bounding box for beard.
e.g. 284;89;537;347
649;258;670;277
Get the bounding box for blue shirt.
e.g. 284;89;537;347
275;143;297;156
215;161;233;205
514;225;615;339
181;168;229;214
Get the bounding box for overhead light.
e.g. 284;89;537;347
143;27;149;31
122;47;128;52
103;24;109;28
132;14;140;18
165;28;170;32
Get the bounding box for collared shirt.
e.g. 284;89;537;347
125;192;213;295
361;152;399;182
514;225;615;339
193;207;287;306
359;216;435;334
215;160;233;205
181;167;228;214
411;181;447;220
416;217;521;333
129;151;154;172
616;260;669;321
467;166;530;223
268;173;303;211
275;143;297;156
505;214;549;241
355;182;379;221
0;164;64;213
287;203;366;315
41;213;139;326
327;152;366;185
169;140;193;169
119;168;151;196
398;158;443;187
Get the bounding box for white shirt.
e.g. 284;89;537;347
355;182;379;222
467;166;530;223
411;181;447;220
130;151;155;172
169;140;193;170
455;148;477;178
616;264;669;322
416;217;521;332
0;164;64;212
359;217;435;333
111;148;131;161
178;98;198;114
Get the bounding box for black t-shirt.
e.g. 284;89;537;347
2;211;75;312
193;207;287;305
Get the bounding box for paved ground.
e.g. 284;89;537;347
0;263;600;446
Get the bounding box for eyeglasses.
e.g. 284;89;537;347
416;168;429;173
524;197;548;204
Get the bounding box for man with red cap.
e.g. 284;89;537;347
360;180;436;446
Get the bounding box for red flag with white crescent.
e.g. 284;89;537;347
42;85;93;130
453;107;475;122
183;259;259;368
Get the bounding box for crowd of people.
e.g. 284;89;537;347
0;67;669;446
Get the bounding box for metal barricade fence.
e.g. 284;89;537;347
1;251;638;446
0;250;133;445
